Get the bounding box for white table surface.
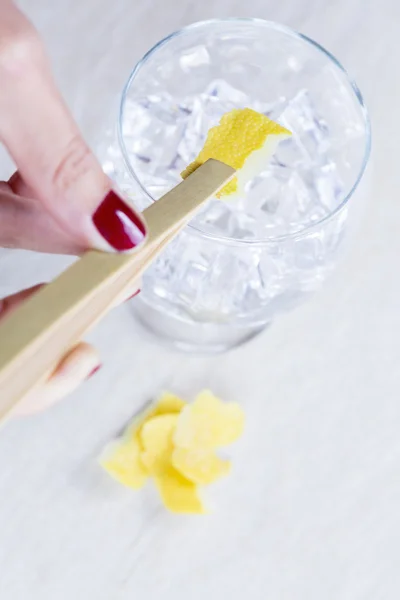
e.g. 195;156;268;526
0;1;399;599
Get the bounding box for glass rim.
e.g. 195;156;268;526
118;18;371;246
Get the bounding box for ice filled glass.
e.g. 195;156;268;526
103;19;370;352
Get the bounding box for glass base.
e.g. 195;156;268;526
132;298;269;354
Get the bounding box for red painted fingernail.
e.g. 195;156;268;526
126;289;141;301
92;191;147;251
86;364;102;380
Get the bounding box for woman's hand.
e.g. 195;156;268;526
0;278;141;420
0;1;146;254
1;283;141;416
0;2;147;414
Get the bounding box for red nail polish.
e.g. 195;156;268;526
92;191;147;251
126;289;141;301
86;364;101;380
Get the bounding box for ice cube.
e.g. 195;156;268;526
293;234;328;269
204;79;250;106
313;164;344;212
278;89;331;165
192;201;234;236
121;100;152;137
179;46;210;71
175;261;208;304
121;92;190;179
177;80;253;163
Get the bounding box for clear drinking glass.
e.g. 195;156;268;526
103;19;371;353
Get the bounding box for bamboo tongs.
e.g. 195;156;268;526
0;159;235;419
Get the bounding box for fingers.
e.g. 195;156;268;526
0;3;147;253
0;183;85;253
12;342;101;416
4;282;139;417
0;280;137;417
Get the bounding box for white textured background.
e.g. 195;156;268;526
0;1;399;599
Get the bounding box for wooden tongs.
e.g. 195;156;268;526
0;159;235;419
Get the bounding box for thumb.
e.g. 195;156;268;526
0;4;147;253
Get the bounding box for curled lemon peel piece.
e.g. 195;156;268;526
172;447;231;485
99;437;148;490
140;414;179;475
154;466;206;515
174;390;245;450
181;108;291;198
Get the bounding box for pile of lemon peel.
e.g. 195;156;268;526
99;391;245;514
181;107;291;198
